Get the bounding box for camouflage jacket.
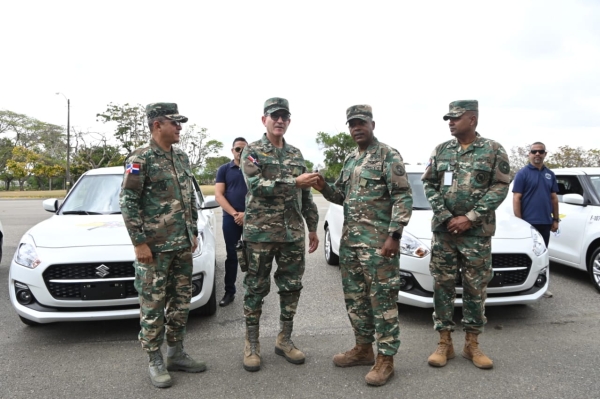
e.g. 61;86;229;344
321;137;413;248
241;133;318;243
119;139;198;252
422;133;510;236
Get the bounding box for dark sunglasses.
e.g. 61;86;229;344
530;150;546;155
268;112;291;122
233;147;244;153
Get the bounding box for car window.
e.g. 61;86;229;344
589;176;600;198
408;173;431;210
556;176;584;197
61;174;123;214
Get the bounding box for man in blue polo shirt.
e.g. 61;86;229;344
512;141;559;298
215;137;249;306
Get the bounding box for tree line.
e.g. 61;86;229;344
1;107;597;191
0;104;226;190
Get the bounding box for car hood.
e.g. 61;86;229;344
408;207;533;240
29;215;133;248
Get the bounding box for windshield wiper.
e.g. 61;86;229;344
412;207;431;210
109;211;122;214
62;211;103;215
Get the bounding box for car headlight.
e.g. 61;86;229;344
400;232;430;258
14;234;42;269
530;226;547;256
192;230;205;258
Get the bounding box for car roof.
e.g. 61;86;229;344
405;164;426;174
551;167;600;175
84;166;125;176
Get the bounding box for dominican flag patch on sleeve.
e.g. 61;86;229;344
247;155;260;166
126;163;140;174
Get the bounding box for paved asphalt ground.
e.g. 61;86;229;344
0;196;599;399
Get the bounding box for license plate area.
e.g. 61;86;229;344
81;282;126;300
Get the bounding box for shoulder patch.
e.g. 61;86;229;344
499;161;510;174
392;163;405;176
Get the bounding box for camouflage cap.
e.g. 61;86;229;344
346;104;373;123
264;97;290;114
145;102;188;123
443;100;478;120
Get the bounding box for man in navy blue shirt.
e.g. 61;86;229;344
215;137;248;306
512;141;559;297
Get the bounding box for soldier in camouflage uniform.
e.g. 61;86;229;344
313;105;413;387
120;103;206;388
422;100;510;370
240;97;320;372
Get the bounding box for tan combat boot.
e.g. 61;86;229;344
274;321;305;364
462;332;494;369
332;343;375;367
243;325;261;372
166;341;207;373
365;353;394;386
427;330;455;367
148;350;172;388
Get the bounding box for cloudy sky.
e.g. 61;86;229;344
1;0;598;167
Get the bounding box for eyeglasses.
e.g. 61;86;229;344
268;112;291;122
233;147;244;153
530;150;546;155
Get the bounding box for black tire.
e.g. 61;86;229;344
588;246;600;293
19;316;40;326
324;226;339;266
197;279;217;317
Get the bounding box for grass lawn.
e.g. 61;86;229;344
0;186;216;199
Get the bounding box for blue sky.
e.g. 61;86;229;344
1;0;598;167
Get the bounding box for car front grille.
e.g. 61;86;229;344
456;254;532;288
43;262;137;300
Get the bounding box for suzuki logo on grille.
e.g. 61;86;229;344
96;264;110;278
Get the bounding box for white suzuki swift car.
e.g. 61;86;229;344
323;165;550;308
9;166;219;325
547;168;600;292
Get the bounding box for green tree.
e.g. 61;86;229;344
178;124;224;173
508;144;530;178
315;132;355;180
6;146;40;190
546;145;594;168
96;103;149;154
198;155;231;184
305;159;314;172
0;137;15;190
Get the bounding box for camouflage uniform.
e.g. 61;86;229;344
320;105;413;356
241;128;319;326
422;100;510;334
120;103;198;352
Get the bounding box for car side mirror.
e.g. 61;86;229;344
201;195;220;210
563;193;584;206
42;198;59;213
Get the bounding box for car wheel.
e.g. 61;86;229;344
19;316;40;326
324;226;339;266
198;280;217;317
588;246;600;293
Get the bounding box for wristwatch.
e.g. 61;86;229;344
552;218;560;223
390;231;401;241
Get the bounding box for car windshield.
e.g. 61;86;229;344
408;172;431;210
589;175;600;197
60;174;123;215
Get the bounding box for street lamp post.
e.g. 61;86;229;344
56;93;71;189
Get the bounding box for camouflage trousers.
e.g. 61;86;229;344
134;247;193;352
339;245;401;356
429;233;493;334
243;241;305;326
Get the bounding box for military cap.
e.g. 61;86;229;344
443;100;478;120
264;97;290;114
145;102;188;123
346;104;373;123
